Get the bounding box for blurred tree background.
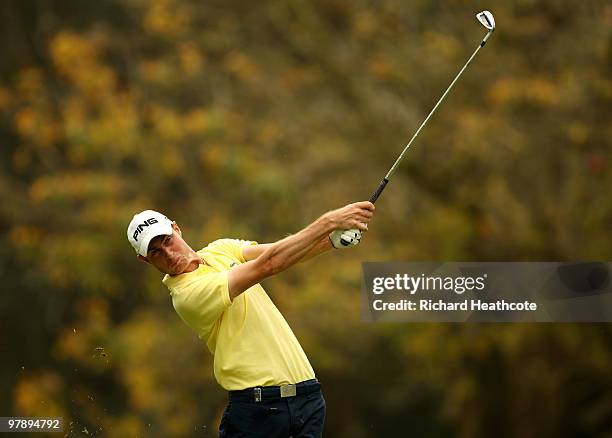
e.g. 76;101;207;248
1;0;610;436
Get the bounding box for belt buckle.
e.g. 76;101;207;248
254;387;262;402
280;384;296;398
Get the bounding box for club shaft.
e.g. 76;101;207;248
369;30;493;204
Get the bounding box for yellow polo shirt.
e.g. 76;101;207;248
162;238;315;390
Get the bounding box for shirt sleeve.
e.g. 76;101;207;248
170;271;232;341
207;238;258;263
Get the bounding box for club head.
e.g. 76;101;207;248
476;10;495;31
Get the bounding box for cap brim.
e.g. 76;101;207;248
138;222;173;256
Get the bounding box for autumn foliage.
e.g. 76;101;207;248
1;1;610;436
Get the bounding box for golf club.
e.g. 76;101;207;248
341;10;496;246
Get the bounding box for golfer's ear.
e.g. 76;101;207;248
172;222;182;236
137;255;150;264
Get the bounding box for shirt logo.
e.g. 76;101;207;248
229;262;238;268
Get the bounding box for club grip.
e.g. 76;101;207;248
369;178;389;203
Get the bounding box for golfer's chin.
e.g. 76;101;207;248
165;258;187;275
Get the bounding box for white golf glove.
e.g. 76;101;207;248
329;229;362;249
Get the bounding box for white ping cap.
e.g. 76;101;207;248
127;210;174;257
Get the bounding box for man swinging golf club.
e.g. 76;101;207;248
127;201;375;437
126;9;495;436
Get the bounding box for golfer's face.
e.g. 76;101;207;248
146;229;192;275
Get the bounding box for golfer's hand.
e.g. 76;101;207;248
325;201;375;231
329;229;362;249
324;201;374;248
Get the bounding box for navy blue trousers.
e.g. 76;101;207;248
219;386;326;437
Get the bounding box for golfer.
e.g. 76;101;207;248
127;201;375;437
